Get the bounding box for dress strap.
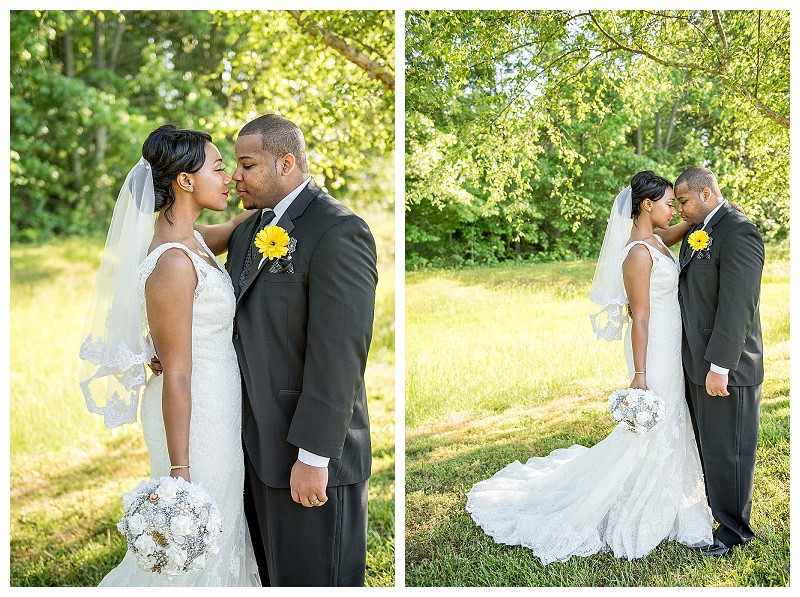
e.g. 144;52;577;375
621;240;656;262
193;230;225;272
138;242;206;298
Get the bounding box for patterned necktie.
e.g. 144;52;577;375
238;209;274;291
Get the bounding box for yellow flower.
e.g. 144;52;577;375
254;225;291;260
688;230;710;251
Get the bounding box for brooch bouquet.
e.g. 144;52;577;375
117;476;223;577
608;388;666;434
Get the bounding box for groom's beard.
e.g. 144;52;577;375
238;191;275;210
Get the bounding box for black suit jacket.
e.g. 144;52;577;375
678;202;764;387
226;179;378;488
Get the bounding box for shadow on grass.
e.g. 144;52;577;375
406;385;789;587
11;239;103;286
10;261;61;285
12;440;395;587
407;261;596;298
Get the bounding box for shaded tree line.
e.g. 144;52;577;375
11;10;394;241
406;10;788;267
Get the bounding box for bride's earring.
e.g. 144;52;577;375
188;185;194;193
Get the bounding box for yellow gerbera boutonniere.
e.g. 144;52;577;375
254;225;290;260
687;230;710;251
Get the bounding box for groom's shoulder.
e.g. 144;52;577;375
719;205;763;254
725;205;761;238
309;188;370;232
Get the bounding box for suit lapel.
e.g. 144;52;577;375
680;228;700;275
236;178;322;307
679;230;690;265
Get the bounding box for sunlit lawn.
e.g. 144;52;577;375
10;208;395;587
405;244;788;587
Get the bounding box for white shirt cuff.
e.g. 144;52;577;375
298;448;329;468
710;363;730;375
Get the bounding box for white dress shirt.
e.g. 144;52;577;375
260;176;328;468
699;200;729;376
261;176;311;224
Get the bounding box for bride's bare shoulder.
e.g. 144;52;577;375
146;247;198;291
622;242;653;270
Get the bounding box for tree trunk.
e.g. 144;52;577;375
93;12;108;206
654;110;662;151
93;12;106;70
62;30;83;189
108;13;125;72
663;97;681;150
62;30;74;77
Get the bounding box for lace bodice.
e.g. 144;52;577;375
621;237;680;316
136;231;236;364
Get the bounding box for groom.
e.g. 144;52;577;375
228;114;377;585
675;167;764;557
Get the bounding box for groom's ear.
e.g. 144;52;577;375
278;153;297;177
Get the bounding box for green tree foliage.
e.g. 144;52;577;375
406;10;789;267
11;10;394;241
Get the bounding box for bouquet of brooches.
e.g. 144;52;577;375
117;476;223;577
608;388;666;434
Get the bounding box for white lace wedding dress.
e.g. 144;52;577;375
466;238;714;564
100;231;261;586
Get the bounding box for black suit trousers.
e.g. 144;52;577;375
685;378;761;547
243;451;368;587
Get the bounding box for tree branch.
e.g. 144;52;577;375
287;10;394;92
730;81;789;127
588;11;788;128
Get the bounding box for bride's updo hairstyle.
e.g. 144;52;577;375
141;124;212;224
630;170;673;223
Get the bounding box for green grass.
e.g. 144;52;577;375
10;208;394;587
405;244;789;587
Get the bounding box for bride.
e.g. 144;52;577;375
466;170;714;564
79;124;260;585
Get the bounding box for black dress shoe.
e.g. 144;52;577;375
694;539;730;557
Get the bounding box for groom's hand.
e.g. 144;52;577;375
148;357;163;377
290;460;329;508
706;370;730;397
